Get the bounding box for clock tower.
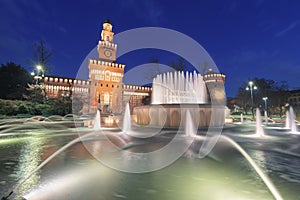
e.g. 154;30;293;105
88;19;125;114
97;19;117;61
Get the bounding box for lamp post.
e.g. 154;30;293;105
31;65;43;115
61;93;70;115
263;97;268;123
246;81;257;118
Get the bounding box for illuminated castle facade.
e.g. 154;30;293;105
41;20;226;116
43;20;151;114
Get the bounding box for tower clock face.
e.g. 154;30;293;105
104;49;112;58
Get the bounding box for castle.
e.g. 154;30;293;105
41;20;226;118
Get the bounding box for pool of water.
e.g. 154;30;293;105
0;120;300;200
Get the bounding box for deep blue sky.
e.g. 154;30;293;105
0;0;299;97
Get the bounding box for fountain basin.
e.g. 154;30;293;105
133;104;226;128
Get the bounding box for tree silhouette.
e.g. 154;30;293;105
169;57;187;71
144;57;162;81
0;62;31;100
235;78;289;117
29;40;53;74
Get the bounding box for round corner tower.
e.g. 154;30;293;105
203;68;226;105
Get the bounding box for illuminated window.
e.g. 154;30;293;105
105;71;111;81
104;93;110;104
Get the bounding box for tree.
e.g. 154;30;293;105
72;96;84;115
272;81;289;118
169;57;188;71
28;40;53;101
236;82;251;114
23;83;44;103
0;62;31;100
236;78;275;114
144;57;163;81
199;61;209;75
235;78;289;117
29;40;53;74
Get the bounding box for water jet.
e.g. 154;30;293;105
254;108;265;137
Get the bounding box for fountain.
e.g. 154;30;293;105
289;106;298;133
151;71;208;104
185;110;196;137
134;70;227;128
285;110;290;129
0;114;287;200
264;110;268;124
255;108;265;137
93;110;101;131
122;103;131;133
1;87;287;200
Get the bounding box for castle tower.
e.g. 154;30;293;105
98;19;117;62
203;68;226;105
88;19;125;113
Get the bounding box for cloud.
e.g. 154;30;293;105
274;21;299;38
57;26;67;34
230;49;267;64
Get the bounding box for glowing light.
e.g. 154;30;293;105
105;117;114;124
36;65;42;70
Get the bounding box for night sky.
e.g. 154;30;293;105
0;0;299;97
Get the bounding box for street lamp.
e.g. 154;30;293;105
246;81;257;118
31;65;44;115
262;97;268;123
61;93;70;115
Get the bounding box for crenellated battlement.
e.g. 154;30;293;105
123;84;152;91
89;59;125;69
43;76;90;97
44;76;91;86
98;40;117;49
204;72;226;83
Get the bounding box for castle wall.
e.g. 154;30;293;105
88;59;125;113
122;85;152;113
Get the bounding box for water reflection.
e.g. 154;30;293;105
16;136;45;195
244;143;300;200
